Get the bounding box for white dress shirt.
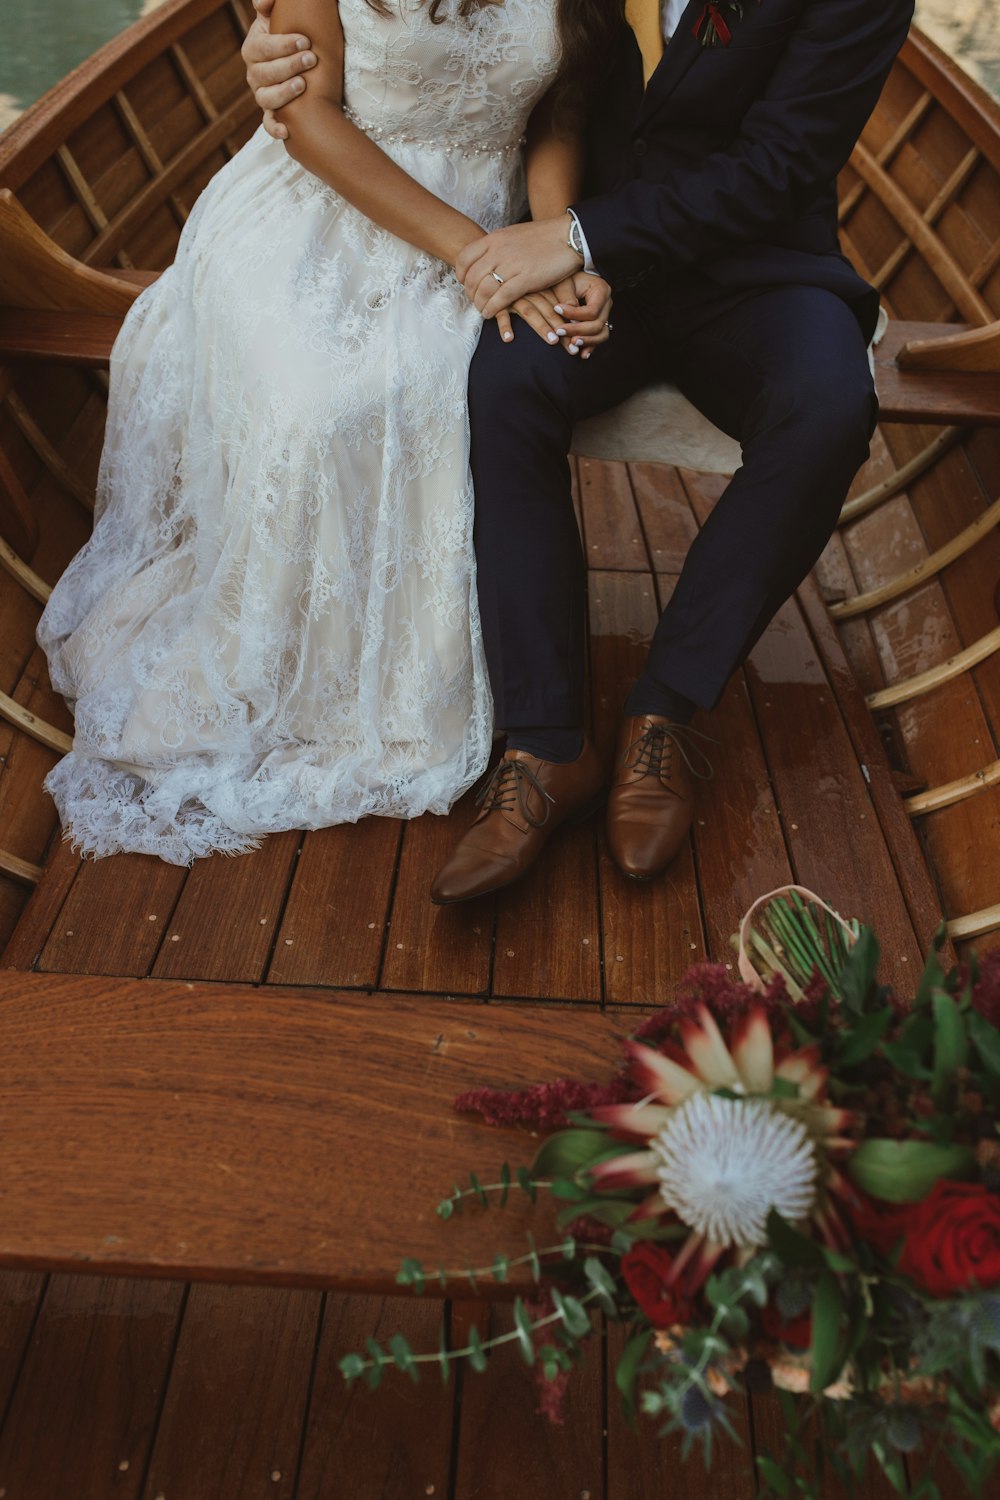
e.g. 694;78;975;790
570;0;689;272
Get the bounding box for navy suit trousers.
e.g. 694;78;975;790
468;278;879;730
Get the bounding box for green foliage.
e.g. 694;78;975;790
531;1127;627;1178
849;1138;977;1202
615;1327;652;1419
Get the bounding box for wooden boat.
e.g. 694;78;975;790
0;3;998;1492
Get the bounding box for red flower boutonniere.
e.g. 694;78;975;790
692;0;761;48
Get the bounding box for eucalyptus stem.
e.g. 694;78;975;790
350;1285;603;1376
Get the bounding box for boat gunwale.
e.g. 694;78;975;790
0;0;249;194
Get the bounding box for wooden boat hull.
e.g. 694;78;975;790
0;8;998;1494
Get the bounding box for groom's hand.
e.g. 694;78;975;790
456;220;583;319
242;0;317;141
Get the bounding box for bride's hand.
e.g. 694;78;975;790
553;274;613;359
242;0;317;141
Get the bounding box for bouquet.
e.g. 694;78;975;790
340;888;1000;1500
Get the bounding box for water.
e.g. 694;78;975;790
0;0;998;133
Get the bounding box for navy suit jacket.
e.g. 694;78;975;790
573;0;915;336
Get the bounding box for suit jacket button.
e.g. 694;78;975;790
633;137;648;157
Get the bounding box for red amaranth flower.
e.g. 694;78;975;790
453;1076;635;1131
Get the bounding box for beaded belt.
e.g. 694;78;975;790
343;105;524;158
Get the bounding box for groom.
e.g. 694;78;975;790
244;0;914;903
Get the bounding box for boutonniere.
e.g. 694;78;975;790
692;0;757;47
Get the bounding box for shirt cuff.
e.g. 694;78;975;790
568;209;599;277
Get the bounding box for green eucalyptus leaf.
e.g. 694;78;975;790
467;1325;487;1375
516;1166;537;1203
552;1288;592;1339
809;1268;846;1393
437;1323;451;1384
491;1254;509;1284
338;1353;366;1384
615;1328;652;1418
499;1160;511;1208
389;1332;419;1383
513;1298;536;1366
848;1138;976;1203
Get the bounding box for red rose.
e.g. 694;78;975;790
844;1189;916;1258
899;1181;1000;1297
621;1244;694;1328
760;1302;812;1349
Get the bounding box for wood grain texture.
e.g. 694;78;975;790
139;1284;321;1500
0;1274;184;1499
266;820;399;989
295;1294;456;1500
451;1303;605;1500
380;797;494;996
589;568;706;1007
37;851;187;976
0;973;623;1290
152;830;300;984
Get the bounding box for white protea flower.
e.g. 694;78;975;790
651;1092;818;1248
586;1004;857;1293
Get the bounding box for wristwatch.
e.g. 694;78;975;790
565;209;586;262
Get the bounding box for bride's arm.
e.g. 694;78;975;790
269;0;481;266
523;90;585;223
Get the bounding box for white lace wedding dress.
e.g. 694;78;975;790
39;0;560;864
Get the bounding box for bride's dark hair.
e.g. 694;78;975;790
365;0;625;134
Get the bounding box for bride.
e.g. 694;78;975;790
38;0;615;865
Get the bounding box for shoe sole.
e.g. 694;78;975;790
430;790;606;906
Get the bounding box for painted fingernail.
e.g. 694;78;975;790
572;337;584;347
555;327;567;337
554;305;564;314
569;343;579;354
582;350;592;360
502;331;513;341
546;332;558;344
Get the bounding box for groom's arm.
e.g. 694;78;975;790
459;0;913;314
242;0;317;140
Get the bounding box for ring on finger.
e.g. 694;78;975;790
490;270;505;285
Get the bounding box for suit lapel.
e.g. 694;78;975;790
636;0;706;127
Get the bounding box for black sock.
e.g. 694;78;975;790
624;673;696;725
505;726;585;764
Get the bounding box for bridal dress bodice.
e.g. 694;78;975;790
38;0;561;863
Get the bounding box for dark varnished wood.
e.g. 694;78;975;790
0;972;622;1291
0;307;124;365
0;1274;184;1499
266;820;399;989
139;1284;321;1500
295;1294;456;1500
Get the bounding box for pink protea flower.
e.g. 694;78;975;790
585;1005;857;1295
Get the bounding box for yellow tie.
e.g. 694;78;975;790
625;0;665;84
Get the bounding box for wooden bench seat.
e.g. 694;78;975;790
0;970;622;1295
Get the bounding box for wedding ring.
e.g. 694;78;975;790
490;270;505;285
606;321;614;332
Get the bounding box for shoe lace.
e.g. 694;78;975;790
475;758;555;828
623;722;716;783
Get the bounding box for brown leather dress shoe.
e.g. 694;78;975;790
607;715;714;880
430;738;605;905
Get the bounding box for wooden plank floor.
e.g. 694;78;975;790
0;454;973;1498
